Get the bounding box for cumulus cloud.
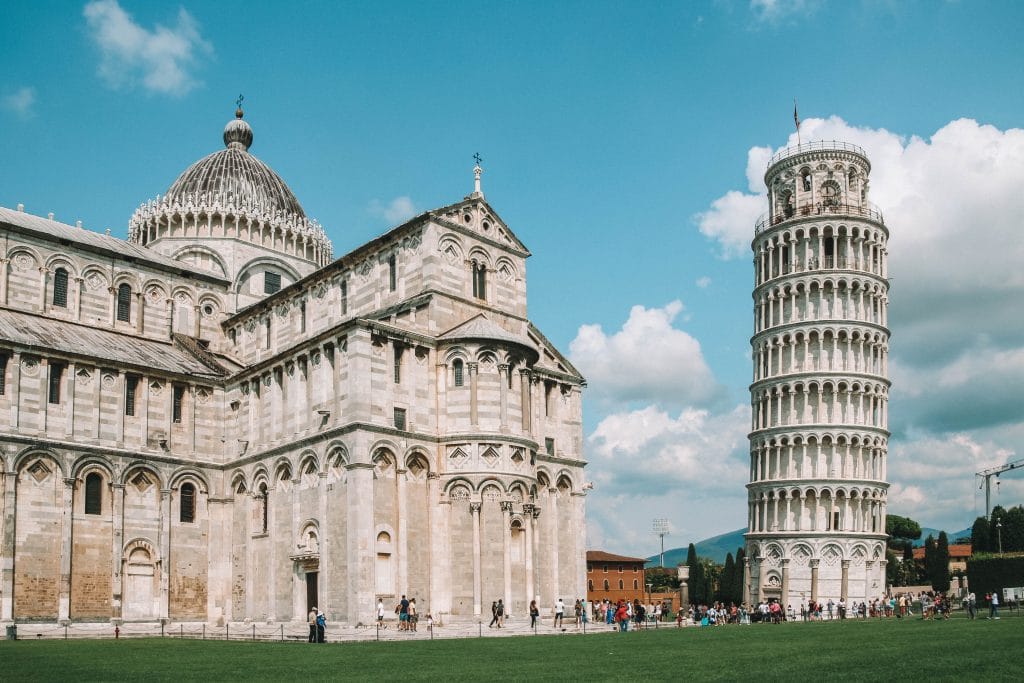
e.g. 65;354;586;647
368;196;418;224
586;404;751;555
696;276;712;289
696;116;1024;532
83;0;211;96
2;87;36;118
569;301;725;410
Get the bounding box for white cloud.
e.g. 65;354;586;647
696;276;711;289
696;115;1024;533
569;301;724;410
2;87;36;118
585;404;751;555
83;0;211;96
750;0;819;24
368;196;418;224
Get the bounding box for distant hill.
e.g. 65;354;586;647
646;524;975;567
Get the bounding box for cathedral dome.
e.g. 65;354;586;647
163;109;306;220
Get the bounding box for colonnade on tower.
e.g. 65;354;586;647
745;141;891;609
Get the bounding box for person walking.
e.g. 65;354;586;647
495;599;504;628
967;592;977;620
554;597;565;628
409;598;418;631
316;610;326;643
529;599;539;629
989;591;1000;619
489;600;499;628
377;598;385;625
308;606;318;643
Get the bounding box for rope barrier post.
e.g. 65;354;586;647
161;621;165;638
64;624;68;640
376;621;379;642
429;621;433;641
280;624;284;642
478;620;482;638
202;624;205;640
180;624;184;638
226;624;229;641
252;624;256;641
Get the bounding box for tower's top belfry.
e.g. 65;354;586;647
758;141;882;240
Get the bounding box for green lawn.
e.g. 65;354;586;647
2;615;1021;681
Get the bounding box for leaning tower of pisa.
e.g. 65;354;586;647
744;141;891;611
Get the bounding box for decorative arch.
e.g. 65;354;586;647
233;256;301;293
170;245;229;277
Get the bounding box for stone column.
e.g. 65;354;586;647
741;557;750;607
427;472;447;616
756;556;767;605
468;362;479;427
810;559;819;604
159;488;171;620
0;469;15;620
266;484;277;621
58;477;74;622
397;467;408;599
840;560;850;602
501;501;512;612
110;483;125;620
780;558;790;610
435;362;448;434
65;362;76;438
291;476;302;620
317;471;328;617
346;462;375;624
73;277;83;323
136;292;146;335
8;352;20;429
470;502;482;617
523;504;535;605
497;364;509;432
0;258;8;307
548;488;559;601
519;369;531;433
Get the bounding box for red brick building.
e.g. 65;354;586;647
586;550;648;605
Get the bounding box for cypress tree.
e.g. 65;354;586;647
923;534;936;589
934;532;951;591
721;553;735;603
971;516;990;553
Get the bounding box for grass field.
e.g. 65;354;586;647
2;614;1021;681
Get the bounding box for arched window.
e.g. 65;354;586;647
618;579;624;590
375;531;393;595
53;267;68;308
633;579;639;590
117;283;131;322
453;359;464;387
180;482;196;523
588;579;594;591
472;261;486;300
603;579;609;591
340;279;348;315
84;472;102;515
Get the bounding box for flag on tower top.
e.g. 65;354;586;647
794;100;800;132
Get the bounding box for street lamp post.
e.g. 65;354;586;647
997;519;1003;554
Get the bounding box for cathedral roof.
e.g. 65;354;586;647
0;309;228;379
0;205;227;283
163;109;306;220
439;314;538;359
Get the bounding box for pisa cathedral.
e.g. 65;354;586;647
0;108;587;625
745;141;890;608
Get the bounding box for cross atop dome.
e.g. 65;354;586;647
471;152;484;199
224;96;253;151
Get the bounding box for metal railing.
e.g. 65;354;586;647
768;141;868;167
755;202;885;235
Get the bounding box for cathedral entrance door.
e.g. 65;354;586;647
306;572;318;613
123;547;156;620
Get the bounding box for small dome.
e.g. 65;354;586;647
165;109;305;219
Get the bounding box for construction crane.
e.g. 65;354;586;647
977;457;1024;519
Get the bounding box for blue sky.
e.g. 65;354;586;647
2;0;1023;556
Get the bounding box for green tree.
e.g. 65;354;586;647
886;514;922;547
720;553;736;603
646;567;680;592
922;534;937;588
686;544;703;605
933;532;951;591
902;542;918;585
733;547;746;604
988;505;1007;552
971;516;991;553
1001;505;1024;552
